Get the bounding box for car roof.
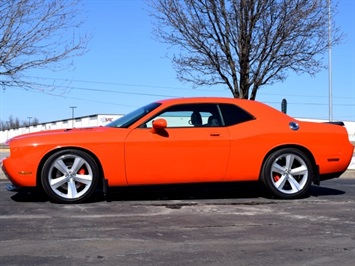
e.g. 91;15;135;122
156;97;292;120
157;97;247;104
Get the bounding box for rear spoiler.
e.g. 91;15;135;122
325;121;345;126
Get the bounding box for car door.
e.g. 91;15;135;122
124;103;230;185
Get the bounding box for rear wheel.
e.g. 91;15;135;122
41;149;99;203
261;148;313;199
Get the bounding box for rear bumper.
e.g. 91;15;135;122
313;164;347;185
319;171;346;181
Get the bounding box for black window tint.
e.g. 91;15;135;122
219;104;254;126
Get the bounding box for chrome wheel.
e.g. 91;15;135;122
41;150;99;203
261;148;313;199
270;153;308;194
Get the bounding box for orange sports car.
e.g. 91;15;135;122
1;97;353;203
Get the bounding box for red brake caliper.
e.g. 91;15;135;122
78;168;86;175
273;173;281;182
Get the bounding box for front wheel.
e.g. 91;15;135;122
261;148;313;199
41;149;99;203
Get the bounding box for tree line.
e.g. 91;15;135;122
0;116;39;130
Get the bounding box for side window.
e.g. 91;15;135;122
143;104;221;128
219;104;254;126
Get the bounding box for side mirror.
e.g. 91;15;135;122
151;118;167;133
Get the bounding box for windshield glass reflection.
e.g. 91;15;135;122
105;102;161;128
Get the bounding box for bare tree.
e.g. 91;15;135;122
0;0;89;91
0;116;39;130
149;0;342;100
0;115;20;130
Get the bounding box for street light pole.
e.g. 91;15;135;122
69;106;77;128
27;116;32;132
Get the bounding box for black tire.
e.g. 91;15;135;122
41;149;99;203
261;148;313;199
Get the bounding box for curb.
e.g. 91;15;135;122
348;157;355;170
340;169;355;179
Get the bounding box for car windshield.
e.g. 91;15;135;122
105;102;161;128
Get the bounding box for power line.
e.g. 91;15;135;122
31;76;355;100
25;86;354;108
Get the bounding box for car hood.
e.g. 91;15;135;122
7;127;129;147
10;127;106;138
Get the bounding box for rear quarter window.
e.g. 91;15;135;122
219;104;255;126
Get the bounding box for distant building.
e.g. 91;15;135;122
0;114;123;144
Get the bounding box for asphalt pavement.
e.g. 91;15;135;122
0;175;354;265
0;151;354;265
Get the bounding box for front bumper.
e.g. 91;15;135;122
1;157;11;181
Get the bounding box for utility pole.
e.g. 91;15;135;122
69;106;77;128
328;0;333;121
27;116;32;132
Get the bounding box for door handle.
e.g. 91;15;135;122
210;133;220;136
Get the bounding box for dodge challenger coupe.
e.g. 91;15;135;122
1;97;353;203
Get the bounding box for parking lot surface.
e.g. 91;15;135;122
0;175;354;266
